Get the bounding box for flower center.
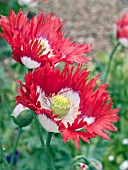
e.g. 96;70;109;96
50;95;70;117
38;38;54;58
29;38;54;58
39;40;46;52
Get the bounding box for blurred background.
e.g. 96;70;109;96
0;0;128;170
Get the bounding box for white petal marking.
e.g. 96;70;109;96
38;37;54;58
39;38;51;55
119;38;128;47
12;103;29;118
21;56;41;69
59;88;80;107
38;114;59;133
36;86;50;110
84;116;95;125
59;88;80;127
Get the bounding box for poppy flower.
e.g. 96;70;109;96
117;13;128;47
0;9;91;69
16;64;119;149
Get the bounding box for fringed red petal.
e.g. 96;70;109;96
0;9;91;68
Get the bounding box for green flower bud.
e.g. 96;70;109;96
12;104;33;127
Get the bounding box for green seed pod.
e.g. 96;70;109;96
12;104;33;127
50;95;70;117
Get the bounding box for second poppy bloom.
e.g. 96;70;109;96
0;9;91;69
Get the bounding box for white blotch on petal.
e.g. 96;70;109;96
39;37;54;58
84;116;95;125
59;88;81;126
21;56;41;69
36;86;50;110
39;38;50;54
36;87;58;132
38;114;59;133
59;88;80;107
119;38;128;47
12;103;29;118
61;55;66;59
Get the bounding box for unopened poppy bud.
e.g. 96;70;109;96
12;104;33;127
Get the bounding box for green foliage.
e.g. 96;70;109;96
0;0;21;16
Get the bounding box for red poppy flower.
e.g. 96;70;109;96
117;13;128;47
0;9;91;69
16;65;119;149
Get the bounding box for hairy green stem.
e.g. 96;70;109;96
31;111;45;148
10;127;22;170
104;42;120;83
31;111;55;170
0;139;10;170
46;132;55;170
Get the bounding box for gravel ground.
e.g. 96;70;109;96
38;0;128;56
